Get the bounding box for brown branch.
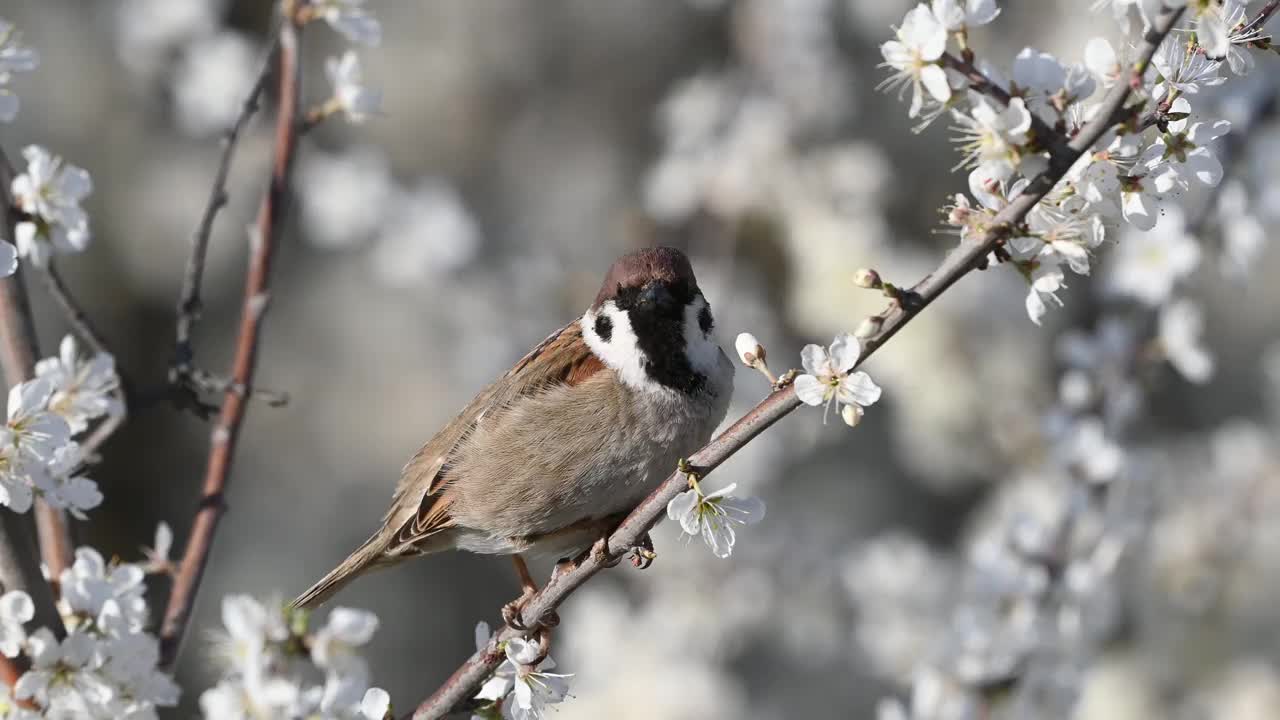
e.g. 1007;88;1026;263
0;149;73;633
406;5;1187;719
170;28;280;411
940;52;1074;162
157;7;303;669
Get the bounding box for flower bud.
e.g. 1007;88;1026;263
854;316;883;339
852;268;882;289
841;404;864;428
734;332;765;366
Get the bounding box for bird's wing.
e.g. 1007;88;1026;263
388;320;605;546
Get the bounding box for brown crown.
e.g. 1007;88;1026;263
592;247;698;309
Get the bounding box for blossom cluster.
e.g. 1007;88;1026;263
0;335;119;519
470;623;571;720
879;0;1265;326
0;548;179;718
200;595;390;719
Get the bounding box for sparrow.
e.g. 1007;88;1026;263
292;247;734;620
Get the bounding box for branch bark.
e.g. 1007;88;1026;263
157;10;303;669
407;5;1186;719
0;148;72;636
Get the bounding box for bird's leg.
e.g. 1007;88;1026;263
629;532;656;570
501;554;559;631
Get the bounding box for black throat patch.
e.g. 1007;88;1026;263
612;281;707;395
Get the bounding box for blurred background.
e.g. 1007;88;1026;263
3;0;1280;717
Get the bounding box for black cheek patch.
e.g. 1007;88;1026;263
594;314;613;342
698;305;713;335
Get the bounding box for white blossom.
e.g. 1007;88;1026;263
172;30;257;137
1084;37;1122;88
475;630;572;720
312;0;382;46
667;482;766;558
1140;97;1230;190
1152;33;1225;96
1024;256;1066;325
0;590;32;658
9;146;93;266
930;0;1000;32
142;521;174;574
14;628;112;713
34;335;122;435
325;51;382;123
794;333;883;424
1011;47;1094;120
734;332;764;366
1159;298;1214;383
39;443;102;520
1219;0;1266;74
0;19;38;123
950;95;1031;178
878;4;950;118
59;546;148;629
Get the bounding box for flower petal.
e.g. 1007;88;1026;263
793;374;827;406
838;372;883;407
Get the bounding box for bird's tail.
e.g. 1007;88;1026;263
291;531;393;610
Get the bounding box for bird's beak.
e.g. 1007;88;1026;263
639;282;675;312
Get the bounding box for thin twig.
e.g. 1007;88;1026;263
406;6;1187;719
157;6;304;670
37;261;109;357
0;148;74;624
171;28;281;402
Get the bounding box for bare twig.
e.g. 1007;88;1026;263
157;7;304;669
37;262;108;357
407;6;1187;719
170;29;281;412
0;148;74;623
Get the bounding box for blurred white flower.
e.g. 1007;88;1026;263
142;521;174;574
1159;298;1214;383
1061;418;1124;483
794;333;883;424
10;145;93;266
1216;179;1265;276
0;19;37;123
34;335;122;435
361;687;391;720
1010;198;1106;276
476;634;572;720
1189;0;1232;59
172;30;257;136
312;606;379;677
667;482;765;558
325;51;382;123
930;0;999;31
1106;212;1201;305
115;0;222;77
1118;160;1174;231
1084;37;1121;87
299;147;392;250
371;180;481;286
878;4;950;118
1011;47;1094;119
312;0;383;46
0;590;31;658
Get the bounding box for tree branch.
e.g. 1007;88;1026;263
406;5;1187;719
157;7;303;669
170;28;281;414
0;148;74;630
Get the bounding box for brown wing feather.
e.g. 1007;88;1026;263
389;320;604;546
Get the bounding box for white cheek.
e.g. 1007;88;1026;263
580;303;665;394
683;296;723;377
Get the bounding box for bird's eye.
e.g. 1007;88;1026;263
594;314;613;342
698;305;713;335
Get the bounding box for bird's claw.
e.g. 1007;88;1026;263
629;533;656;570
772;369;799;391
501;591;559;632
